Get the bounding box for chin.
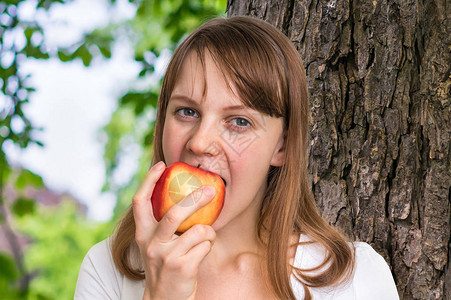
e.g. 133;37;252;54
211;212;227;228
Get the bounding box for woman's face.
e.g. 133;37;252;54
162;50;285;231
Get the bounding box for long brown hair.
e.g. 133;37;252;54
112;16;354;299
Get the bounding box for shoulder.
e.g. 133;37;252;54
84;237;114;263
74;237;123;299
351;242;399;299
80;238;118;276
291;236;399;299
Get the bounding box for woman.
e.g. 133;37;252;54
75;16;399;299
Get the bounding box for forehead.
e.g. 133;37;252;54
170;50;245;108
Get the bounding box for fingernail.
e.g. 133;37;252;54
204;186;216;197
153;161;165;171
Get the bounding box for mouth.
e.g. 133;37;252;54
196;163;227;187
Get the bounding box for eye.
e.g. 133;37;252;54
228;117;252;132
175;107;198;118
174;107;252;133
231;118;250;127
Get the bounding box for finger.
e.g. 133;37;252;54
154;185;216;242
133;161;166;239
180;240;213;270
171;225;216;257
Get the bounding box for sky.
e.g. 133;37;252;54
4;0;141;221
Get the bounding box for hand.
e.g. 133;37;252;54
133;161;217;300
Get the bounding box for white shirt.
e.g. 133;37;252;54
74;235;399;299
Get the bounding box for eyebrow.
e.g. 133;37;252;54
169;94;246;111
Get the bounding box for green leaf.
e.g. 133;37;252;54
0;154;11;185
72;44;93;66
144;125;155;145
24;27;36;41
22;43;50;59
57;50;72;62
12;197;36;217
15;169;44;190
0;253;18;280
33;293;53;300
138;68;148;77
33;140;45;147
0;65;17;80
99;46;112;59
120;91;159;111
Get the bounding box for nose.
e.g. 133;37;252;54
185;118;221;157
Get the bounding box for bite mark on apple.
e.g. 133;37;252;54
197;163;227;186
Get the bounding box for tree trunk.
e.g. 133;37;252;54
227;0;450;299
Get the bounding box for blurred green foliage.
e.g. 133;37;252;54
0;0;226;299
17;201;112;299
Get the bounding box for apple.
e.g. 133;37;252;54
151;161;225;233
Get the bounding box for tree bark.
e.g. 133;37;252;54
228;0;450;299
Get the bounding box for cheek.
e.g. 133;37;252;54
233;135;276;167
162;119;187;164
229;138;274;188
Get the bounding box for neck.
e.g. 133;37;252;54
202;184;268;272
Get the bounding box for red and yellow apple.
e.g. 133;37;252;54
151;161;225;233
